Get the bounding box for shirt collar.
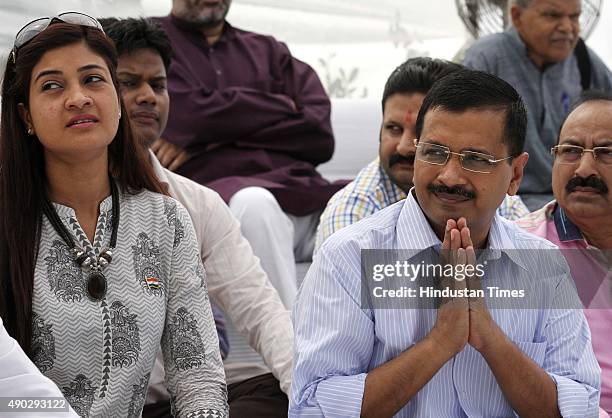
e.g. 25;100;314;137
168;15;236;43
148;149;175;196
51;194;113;220
396;189;441;252
506;27;529;56
553;203;584;242
487;212;527;270
221;22;237;41
397;189;526;269
148;149;171;187
377;159;407;202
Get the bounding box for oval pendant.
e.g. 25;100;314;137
87;270;107;301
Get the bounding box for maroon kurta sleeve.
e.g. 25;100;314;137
247;41;334;165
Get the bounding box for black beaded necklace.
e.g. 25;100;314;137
41;176;120;302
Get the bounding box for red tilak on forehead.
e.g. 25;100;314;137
403;110;416;124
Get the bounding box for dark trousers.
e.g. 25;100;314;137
228;373;288;418
142;373;288;418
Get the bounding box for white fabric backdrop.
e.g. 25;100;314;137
1;0;611;100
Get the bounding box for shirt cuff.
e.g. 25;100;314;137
315;373;367;418
549;373;591;418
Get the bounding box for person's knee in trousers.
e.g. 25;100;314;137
229;187;297;308
229;187;291;229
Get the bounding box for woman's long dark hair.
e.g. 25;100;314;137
0;23;165;354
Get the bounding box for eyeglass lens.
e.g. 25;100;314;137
554;145;612;164
15;18;51;48
416;143;495;173
14;13;102;50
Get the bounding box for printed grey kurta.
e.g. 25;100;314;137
31;189;228;417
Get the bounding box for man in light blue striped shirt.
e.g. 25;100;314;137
291;69;600;417
315;58;529;253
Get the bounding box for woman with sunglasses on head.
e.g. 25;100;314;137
0;13;228;417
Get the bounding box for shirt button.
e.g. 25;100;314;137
216;69;222;75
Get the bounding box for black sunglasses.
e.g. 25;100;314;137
11;12;104;64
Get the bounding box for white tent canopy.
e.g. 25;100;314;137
1;0;611;99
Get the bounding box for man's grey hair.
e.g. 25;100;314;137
507;0;533;24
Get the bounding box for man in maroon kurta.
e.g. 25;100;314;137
151;0;340;313
151;16;338;214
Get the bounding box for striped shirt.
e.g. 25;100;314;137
291;191;600;417
314;158;530;252
516;201;612;416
